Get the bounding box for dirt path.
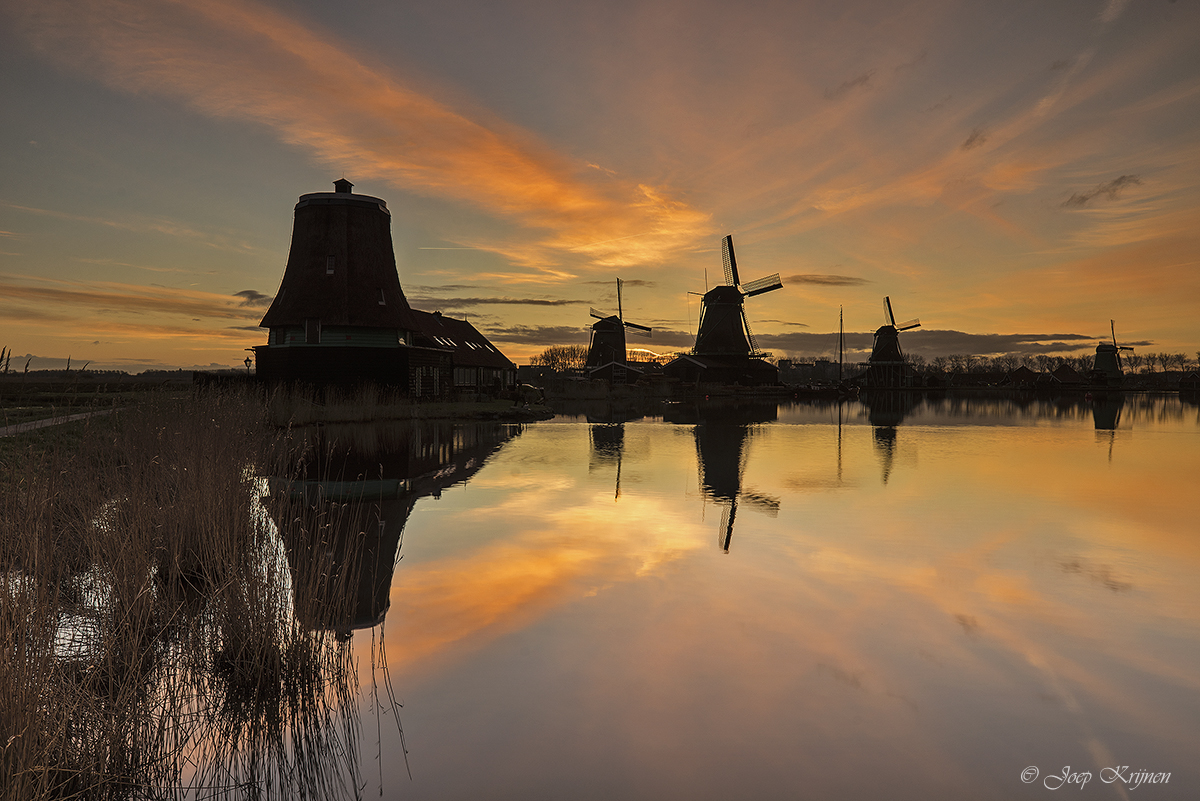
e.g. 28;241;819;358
0;408;122;437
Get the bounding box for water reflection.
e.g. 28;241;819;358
664;401;781;551
272;421;525;634
362;392;1200;800
1090;392;1124;430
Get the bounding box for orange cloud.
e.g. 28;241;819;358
12;0;712;275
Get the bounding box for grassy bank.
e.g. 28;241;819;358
1;388;394;799
266;383;553;424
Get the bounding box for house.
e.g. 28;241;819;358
411;310;516;395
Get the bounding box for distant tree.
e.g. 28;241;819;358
994;354;1019;373
1124;353;1142;372
930;356;949;373
530;344;589;371
1077;354;1095;372
903;353;926;369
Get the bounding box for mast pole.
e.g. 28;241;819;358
839;305;844;382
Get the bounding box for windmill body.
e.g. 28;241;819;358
586;278;651;384
1090;321;1130;387
864;296;920;388
664;235;783;386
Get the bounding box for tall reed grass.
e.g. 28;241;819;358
1;387;397;800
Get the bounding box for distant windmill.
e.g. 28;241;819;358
865;296;921;388
587;278;651;382
692;235;784;357
1090;319;1133;387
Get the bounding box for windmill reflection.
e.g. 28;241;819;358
1090;392;1124;463
272;420;523;635
1091;393;1124;431
861;391;920;485
665;401;780;552
590;423;626;501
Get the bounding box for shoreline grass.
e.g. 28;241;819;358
1;387;403;800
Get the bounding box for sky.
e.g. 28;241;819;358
1;0;1197;371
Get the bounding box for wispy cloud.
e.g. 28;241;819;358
0;201;262;254
482;325;590;345
1061;174;1142;208
0;275;267;322
233;289;273;307
824;70;875;101
960;127;987;151
12;0;711;275
408;296;589;310
785;274;870;286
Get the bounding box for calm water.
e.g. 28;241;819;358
332;394;1200;799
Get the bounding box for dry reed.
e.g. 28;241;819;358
1;387;399;800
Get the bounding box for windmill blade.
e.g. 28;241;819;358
740;490;780;517
1111;319;1117;350
896;318;921;331
721;235;740;286
741;273;783;297
884;296;897;327
589;307;609;320
623;320;652;337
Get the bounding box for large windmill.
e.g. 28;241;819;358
865;296;921;388
693;235;784;356
1090;320;1133;387
586;278;651;383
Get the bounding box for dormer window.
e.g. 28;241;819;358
326;255;335;275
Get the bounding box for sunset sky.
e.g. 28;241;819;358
2;0;1197;371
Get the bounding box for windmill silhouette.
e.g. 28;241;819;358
693;235;784;357
587;278;651;384
1090;320;1133;387
865;296;921;388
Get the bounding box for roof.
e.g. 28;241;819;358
411;310;515;370
1050;364;1086;384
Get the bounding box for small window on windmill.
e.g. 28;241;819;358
326;255;335;275
378;289;386;306
305;318;321;344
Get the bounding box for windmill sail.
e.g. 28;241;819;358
721;235;740;286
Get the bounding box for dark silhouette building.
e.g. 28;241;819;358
256;180;456;393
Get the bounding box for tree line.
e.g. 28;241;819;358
527;344;1199;376
901;351;1198;374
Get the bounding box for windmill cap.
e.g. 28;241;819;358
295;181;390;215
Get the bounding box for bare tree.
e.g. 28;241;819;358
530;344;589;371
